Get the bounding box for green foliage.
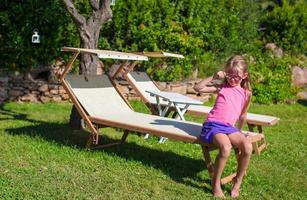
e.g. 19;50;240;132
249;52;298;104
0;0;305;103
100;0;261;81
0;0;79;70
260;0;307;54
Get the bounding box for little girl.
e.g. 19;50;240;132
194;55;253;198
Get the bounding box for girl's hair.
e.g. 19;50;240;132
225;55;252;114
224;55;252;91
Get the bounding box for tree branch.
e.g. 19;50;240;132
62;0;86;26
88;0;112;29
90;0;99;11
98;0;113;26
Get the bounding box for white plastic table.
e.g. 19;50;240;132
146;90;203;120
145;90;203;143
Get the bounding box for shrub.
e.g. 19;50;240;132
260;0;307;54
100;0;261;81
248;52;298;104
0;0;79;71
0;0;302;104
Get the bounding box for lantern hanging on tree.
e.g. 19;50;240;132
32;29;40;44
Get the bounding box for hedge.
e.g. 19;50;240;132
0;0;305;103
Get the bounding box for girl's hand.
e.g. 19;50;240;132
194;71;225;93
213;71;226;80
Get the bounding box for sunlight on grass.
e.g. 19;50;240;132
0;101;306;199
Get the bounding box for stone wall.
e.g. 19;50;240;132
2;57;307;105
116;78;210;102
1;43;306;104
0;70;210;104
0;71;69;104
2;67;306;105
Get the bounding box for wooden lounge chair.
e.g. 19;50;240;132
113;52;280;154
60;47;264;184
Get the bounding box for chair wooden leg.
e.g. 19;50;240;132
88;129;130;150
221;173;237;185
85;125;99;149
120;130;129;144
247;123;255;132
252;141;260;155
245;130;267;155
251;133;266;155
256;136;266;155
201;145;214;178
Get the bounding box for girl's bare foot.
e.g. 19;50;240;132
213;184;225;198
231;179;242;198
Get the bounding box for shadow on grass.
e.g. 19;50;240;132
2;105;212;192
297;99;307;106
0;104;39;123
1;104;213;192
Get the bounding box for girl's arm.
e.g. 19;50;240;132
237;113;247;131
193;71;225;93
237;91;252;131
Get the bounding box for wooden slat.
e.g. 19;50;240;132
62;47;148;61
187;107;279;127
89;116;199;143
135;51;184;58
60;51;80;81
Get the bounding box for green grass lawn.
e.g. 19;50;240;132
0;101;306;199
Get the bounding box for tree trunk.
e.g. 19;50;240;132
79;27;100;75
69;106;82;130
62;0;113;129
70;28;100;129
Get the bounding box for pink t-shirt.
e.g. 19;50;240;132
207;84;248;126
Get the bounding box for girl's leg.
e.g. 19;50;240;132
228;132;253;198
212;133;233;198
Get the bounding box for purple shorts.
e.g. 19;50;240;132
199;121;240;143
